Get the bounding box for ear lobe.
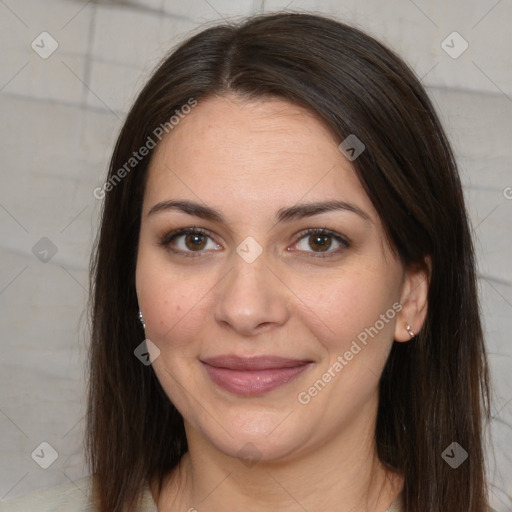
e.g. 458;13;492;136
394;256;431;342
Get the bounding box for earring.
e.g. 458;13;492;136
138;310;146;330
406;324;415;338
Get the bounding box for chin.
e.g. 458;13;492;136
188;406;317;464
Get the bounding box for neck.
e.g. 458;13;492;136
153;402;403;511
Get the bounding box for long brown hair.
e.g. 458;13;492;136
87;12;491;511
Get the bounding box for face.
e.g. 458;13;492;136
136;94;420;463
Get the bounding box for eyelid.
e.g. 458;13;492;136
290;227;350;257
158;226;212;247
158;226;220;257
158;226;350;258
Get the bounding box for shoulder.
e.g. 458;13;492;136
0;477;94;512
386;493;498;512
0;476;157;512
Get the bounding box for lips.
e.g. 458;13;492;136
200;355;313;395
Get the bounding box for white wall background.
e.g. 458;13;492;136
0;0;510;509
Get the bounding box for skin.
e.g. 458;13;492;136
135;93;429;511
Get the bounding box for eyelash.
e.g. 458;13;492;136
158;227;350;259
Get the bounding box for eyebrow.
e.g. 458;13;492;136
147;199;371;223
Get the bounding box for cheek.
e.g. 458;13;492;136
292;271;400;419
294;263;398;356
136;244;232;366
135;256;210;410
135;250;217;359
135;246;170;321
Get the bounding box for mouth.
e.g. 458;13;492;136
200;355;313;395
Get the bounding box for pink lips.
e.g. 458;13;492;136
201;355;312;395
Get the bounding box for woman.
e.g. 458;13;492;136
0;11;494;512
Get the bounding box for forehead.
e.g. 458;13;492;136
143;94;376;222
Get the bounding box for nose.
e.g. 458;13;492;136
213;250;290;337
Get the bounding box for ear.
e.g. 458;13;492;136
394;256;431;342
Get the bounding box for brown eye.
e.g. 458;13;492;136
159;228;221;257
293;228;350;257
183;232;208;251
308;233;333;252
